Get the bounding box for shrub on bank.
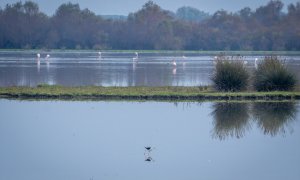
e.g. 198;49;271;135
212;55;249;92
254;56;296;91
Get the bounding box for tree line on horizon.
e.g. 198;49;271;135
0;0;299;50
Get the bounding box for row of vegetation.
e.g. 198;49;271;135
212;55;297;92
0;85;299;101
0;0;300;50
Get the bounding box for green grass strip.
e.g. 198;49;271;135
0;85;299;101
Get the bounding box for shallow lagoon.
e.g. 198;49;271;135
1;51;300;87
0;99;299;180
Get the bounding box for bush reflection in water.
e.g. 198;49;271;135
211;101;298;140
253;102;297;136
211;102;251;140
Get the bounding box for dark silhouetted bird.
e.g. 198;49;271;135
145;147;152;151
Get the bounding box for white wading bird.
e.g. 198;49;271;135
133;52;138;61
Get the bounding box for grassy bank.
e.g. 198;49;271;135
0;85;299;101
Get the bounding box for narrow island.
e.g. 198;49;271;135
0;85;299;101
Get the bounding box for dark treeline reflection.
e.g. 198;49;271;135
211;102;298;140
0;0;300;50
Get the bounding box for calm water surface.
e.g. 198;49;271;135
0;99;300;180
1;50;300;87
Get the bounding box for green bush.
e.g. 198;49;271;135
254;56;296;91
212;55;249;92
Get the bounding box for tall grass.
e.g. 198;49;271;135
212;54;249;92
254;56;296;91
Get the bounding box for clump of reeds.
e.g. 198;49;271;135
212;54;249;92
254;56;296;91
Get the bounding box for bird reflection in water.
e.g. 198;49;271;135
144;146;155;162
98;51;102;60
133;61;137;71
172;67;177;75
182;55;187;68
46;60;50;72
37;60;40;73
145;156;153;162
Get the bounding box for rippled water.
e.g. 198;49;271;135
0;99;299;180
1;50;300;87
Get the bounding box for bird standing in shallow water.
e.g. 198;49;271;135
145;146;152;151
255;58;258;69
172;60;177;66
45;54;50;61
98;51;102;59
133;52;138;61
36;53;41;63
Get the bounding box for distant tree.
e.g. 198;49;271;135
202;10;247;50
126;1;179;49
284;2;300;50
287;2;300;16
176;6;209;22
50;3;107;49
254;0;283;26
238;7;252;20
0;1;48;48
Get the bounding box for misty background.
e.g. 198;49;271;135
1;0;299;15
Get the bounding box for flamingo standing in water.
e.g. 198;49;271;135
98;51;102;59
172;60;177;66
213;56;218;65
255;58;258;69
45;54;50;60
36;53;41;63
133;52;138;61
